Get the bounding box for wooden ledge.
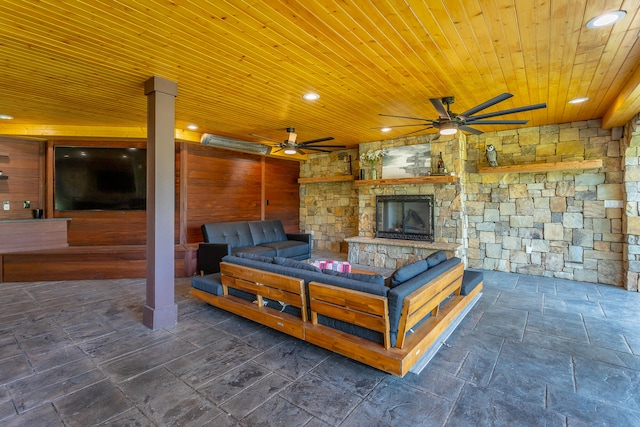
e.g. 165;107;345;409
478;159;602;174
354;176;457;186
298;175;354;184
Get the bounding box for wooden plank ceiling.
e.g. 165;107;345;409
0;0;639;150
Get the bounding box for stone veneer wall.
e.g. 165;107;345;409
623;114;640;291
357;135;467;249
299;149;359;252
464;120;624;286
299;118;635;288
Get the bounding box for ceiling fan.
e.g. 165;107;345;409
378;93;547;137
251;127;345;155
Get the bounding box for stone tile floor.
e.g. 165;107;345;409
1;269;640;426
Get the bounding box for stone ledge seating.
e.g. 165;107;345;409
198;220;311;274
191;251;483;377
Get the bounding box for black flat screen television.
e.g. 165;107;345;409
54;146;146;211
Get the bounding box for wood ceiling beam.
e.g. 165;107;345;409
602;65;640;129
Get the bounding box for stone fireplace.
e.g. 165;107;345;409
376;195;434;241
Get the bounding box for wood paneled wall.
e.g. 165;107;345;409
1;139;301;248
181;143;300;243
0;138;44;220
264;156;300;232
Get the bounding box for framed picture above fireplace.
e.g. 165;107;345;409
381;144;431;178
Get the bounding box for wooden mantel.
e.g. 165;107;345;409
478;159;603;174
354;175;457;186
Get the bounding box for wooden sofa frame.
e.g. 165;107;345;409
191;261;482;377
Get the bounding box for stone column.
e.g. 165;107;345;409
143;76;179;328
623;116;640;291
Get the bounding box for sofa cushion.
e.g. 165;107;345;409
322;269;385;286
248;220;287;245
426;250;448;268
261;240;309;258
191;273;223;296
273;256;322;273
462;270;483;295
202;221;255;248
388;257;461;347
231;246;277;257
390;259;429;287
234;252;274;263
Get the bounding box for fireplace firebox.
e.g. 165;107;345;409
376;195;434;241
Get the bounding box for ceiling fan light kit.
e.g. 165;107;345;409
438;122;458;135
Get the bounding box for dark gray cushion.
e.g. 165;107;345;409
261;240;309;258
426;250;448;268
273;256;322;273
191;273;223;296
388;257;461;347
248;220;287;245
234;252;274;263
231;246;277;257
202;221;255;248
322;269;385;286
462;270;483;295
390;259;429;287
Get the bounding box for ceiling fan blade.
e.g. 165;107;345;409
465;120;529;125
250;134;282;144
301;147;332;153
299;136;335;145
465;103;547;121
396;127;434;137
371;124;432;129
379;113;434;122
458;93;513;117
430;98;451;120
301;145;346;149
272;147;284;153
459;125;483;135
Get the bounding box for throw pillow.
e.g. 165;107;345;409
426;251;448;268
390;259;429;287
235;252;274;263
322;269;385;286
273;257;322;273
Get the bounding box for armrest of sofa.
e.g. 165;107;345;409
286;233;311;244
197;243;231;274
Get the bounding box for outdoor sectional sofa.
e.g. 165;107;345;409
198;220;311;274
191;251;483;377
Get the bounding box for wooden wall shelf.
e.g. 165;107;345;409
298;175;354;184
0;176;7;180
354;175;457;186
478;159;602;174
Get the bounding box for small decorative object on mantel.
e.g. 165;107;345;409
485;144;499;167
360;148;388;180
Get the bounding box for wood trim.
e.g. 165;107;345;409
353;175;457;186
298;175;354;184
478;159;603;174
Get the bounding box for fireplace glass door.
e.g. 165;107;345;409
376;195;434;241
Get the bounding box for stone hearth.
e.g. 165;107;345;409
345;236;463;270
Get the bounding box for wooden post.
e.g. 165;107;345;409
143;76;178;330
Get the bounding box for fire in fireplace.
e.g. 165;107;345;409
376;195;434;241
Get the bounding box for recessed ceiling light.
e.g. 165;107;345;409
586;10;626;28
187;124;198;130
302;93;320;101
0;114;13;120
380;127;392;132
568;97;589;104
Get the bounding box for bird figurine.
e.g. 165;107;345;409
485;144;498;167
